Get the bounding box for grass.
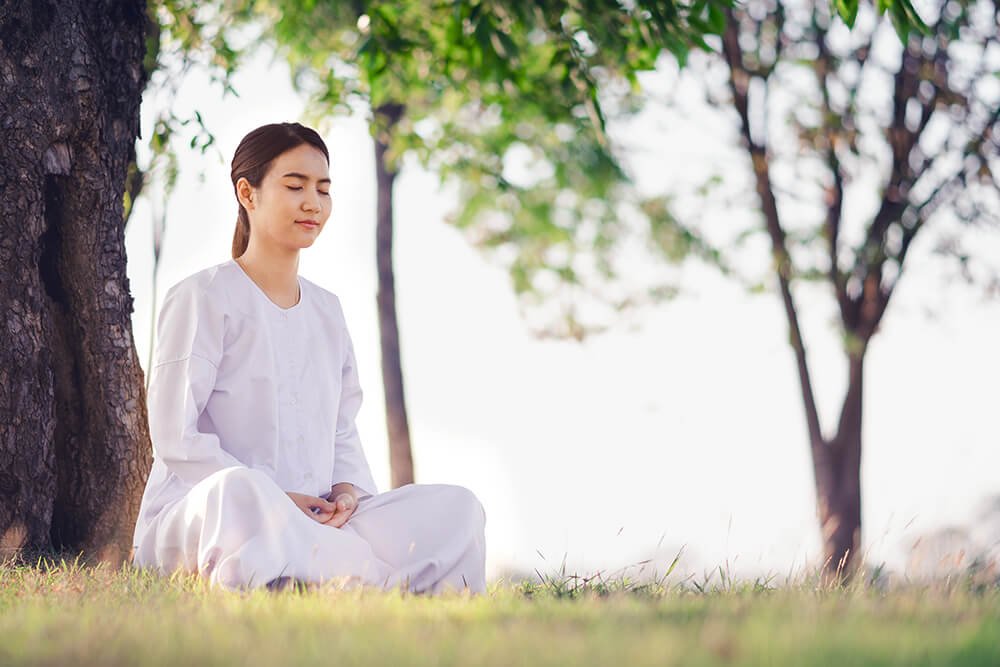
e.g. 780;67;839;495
1;552;998;666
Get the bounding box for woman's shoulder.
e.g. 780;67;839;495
300;275;346;317
154;261;237;364
163;259;238;305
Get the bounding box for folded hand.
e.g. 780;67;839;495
286;491;338;524
321;493;357;528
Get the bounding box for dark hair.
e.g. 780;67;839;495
230;122;330;258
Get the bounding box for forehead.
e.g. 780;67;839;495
270;144;329;180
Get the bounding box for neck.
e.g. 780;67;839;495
236;241;300;297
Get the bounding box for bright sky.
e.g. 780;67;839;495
126;41;1000;583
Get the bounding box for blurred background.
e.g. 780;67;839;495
126;1;1000;583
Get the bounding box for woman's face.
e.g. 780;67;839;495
237;143;332;252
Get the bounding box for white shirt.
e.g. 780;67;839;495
132;258;379;548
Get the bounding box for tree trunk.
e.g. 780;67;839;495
373;102;415;488
0;1;151;564
813;352;864;582
721;13;869;582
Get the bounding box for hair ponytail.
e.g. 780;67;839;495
232;206;251;259
229;122;330;259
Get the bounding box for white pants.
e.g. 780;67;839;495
133;467;487;594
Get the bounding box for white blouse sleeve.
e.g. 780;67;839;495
331;317;379;500
146;281;246;487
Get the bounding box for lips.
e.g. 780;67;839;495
295;220;319;228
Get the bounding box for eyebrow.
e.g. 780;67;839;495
282;172;332;185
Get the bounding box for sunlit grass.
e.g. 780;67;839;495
1;550;998;666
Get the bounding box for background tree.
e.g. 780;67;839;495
449;0;999;579
0;1;150;562
716;0;998;578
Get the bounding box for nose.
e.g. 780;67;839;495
303;192;321;213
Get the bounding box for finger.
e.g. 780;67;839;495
307;505;335;523
323;510;347;528
334;506;356;527
319;498;339;512
306;497;338;514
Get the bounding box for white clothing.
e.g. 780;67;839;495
131;259;487;593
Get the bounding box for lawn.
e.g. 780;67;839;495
1;555;997;666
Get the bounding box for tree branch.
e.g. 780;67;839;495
810;9;850;329
850;28;951;340
723;10;824;448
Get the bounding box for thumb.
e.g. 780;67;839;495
308;497;337;513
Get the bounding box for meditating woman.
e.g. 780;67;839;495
131;122;487;594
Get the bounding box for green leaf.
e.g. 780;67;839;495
833;0;860;28
707;4;726;34
888;2;912;43
896;0;932;36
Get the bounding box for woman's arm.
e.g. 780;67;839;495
147;280;247;486
330;303;378;501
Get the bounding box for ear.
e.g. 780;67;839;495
236;177;255;210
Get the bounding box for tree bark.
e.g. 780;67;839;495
812;352;865;582
373;102;415;488
0;1;151;563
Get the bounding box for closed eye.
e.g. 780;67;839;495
287;186;331;196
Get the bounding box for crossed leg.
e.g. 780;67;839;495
343;482;488;594
134;468;487;595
